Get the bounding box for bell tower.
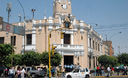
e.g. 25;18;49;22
53;0;72;18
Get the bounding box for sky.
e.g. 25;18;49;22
0;0;128;55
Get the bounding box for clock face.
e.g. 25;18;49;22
62;4;67;9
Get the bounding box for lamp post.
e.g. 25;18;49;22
17;0;26;54
31;9;36;20
6;3;12;23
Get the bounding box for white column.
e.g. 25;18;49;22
71;34;73;45
88;35;90;48
22;36;24;48
61;39;64;44
32;26;36;51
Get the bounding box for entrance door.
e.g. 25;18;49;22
64;56;74;72
64;56;73;65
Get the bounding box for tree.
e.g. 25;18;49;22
118;53;128;65
40;52;62;66
108;56;118;66
12;54;22;66
4;54;22;67
51;53;62;66
21;51;41;66
40;52;49;66
98;55;108;66
98;55;118;67
0;44;14;66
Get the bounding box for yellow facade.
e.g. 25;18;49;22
0;0;104;69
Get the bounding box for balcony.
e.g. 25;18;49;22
54;44;84;56
88;47;93;53
23;45;36;51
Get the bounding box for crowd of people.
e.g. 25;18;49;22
8;66;26;78
93;65;128;77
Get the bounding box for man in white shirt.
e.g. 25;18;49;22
21;67;26;78
9;67;15;78
107;66;111;77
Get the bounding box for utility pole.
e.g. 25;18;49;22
118;46;120;55
6;3;12;23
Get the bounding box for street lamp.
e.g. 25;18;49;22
6;2;12;23
17;0;26;54
31;9;36;19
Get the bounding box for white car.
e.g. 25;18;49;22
65;68;90;78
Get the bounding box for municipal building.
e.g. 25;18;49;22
0;0;109;70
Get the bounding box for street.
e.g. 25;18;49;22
0;75;128;78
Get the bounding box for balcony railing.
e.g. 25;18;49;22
22;44;36;51
54;44;84;51
54;44;84;56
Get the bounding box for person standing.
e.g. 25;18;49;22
101;66;105;76
96;65;100;76
123;65;127;75
62;67;65;77
107;66;111;77
111;67;114;76
21;67;26;78
9;67;15;78
17;66;21;78
93;66;96;76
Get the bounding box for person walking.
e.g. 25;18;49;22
9;67;15;78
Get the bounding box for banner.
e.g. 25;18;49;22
2;22;14;33
14;26;25;35
2;22;25;35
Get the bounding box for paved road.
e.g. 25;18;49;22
1;76;128;78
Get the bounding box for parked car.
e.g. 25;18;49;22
25;67;46;78
65;68;90;78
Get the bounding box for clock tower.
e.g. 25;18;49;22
53;0;72;18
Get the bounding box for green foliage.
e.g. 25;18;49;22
0;44;14;66
118;53;128;65
98;55;118;67
109;56;118;66
98;55;108;66
51;53;62;66
40;52;62;66
13;54;22;66
40;52;49;66
21;51;41;66
4;54;22;67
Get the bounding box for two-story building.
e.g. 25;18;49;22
0;0;104;69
